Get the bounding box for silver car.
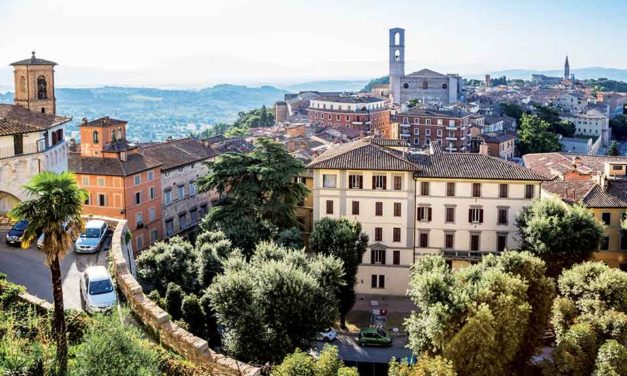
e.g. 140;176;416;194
80;266;117;314
75;220;108;253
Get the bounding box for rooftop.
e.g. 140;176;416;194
140;138;217;171
68;152;161;177
406;68;446;78
81;117;127;127
10;51;57;66
398;107;470;118
0;104;70;136
523;152;627;178
312;95;386;104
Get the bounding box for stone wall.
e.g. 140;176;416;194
108;218;260;376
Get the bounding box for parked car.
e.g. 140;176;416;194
75;220;108;253
37;222;70;249
80;266;117;314
316;328;337;342
357;327;392;347
5;220;29;246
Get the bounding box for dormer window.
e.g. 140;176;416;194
93;131;99;144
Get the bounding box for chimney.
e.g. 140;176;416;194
479;141;489;156
82;118;88;125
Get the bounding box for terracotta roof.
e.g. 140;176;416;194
523;152;627;179
406;68;446;77
480;133;517;144
308;140;547;181
313;95;385;104
398;108;470;118
10;52;57;66
583;181;627;208
68;152;161;177
81;117;127;127
542;180;597;204
308;140;418;171
372;139;409;147
0;104;70;136
140;138;217;171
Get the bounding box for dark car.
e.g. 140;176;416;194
5;220;29;246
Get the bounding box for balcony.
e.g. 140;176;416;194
400;123;411;128
445;137;457;141
442;250;498;261
0;138;60;160
446;125;457;130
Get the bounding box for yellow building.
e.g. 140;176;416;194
308;139;546;296
524;153;627;270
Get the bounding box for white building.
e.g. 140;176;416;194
308;139;546;296
562;109;610;146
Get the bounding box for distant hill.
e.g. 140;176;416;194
466;67;627;82
281;80;369;93
0;85;288;142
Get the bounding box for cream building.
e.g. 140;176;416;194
309;139;546;296
561;110;610;146
0;53;70;215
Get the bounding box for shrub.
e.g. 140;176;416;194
593;340;627;376
147;289;166;309
271;348;314;376
181;294;205;337
165;283;185;320
64;309;90;344
315;344;341;376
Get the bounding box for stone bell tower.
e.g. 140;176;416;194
389;28;405;105
11;51;57;115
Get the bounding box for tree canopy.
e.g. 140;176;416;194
517;114;562;154
272;345;358;376
208;242;345;364
516;199;604;276
360;75;389;93
309;218;368;328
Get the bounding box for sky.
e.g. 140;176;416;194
0;0;626;87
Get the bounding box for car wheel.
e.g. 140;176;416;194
358;342;365;347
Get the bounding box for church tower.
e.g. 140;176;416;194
10;51;57;115
564;55;570;81
389;28;405;105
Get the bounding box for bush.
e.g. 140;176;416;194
165;283;185;320
147;289;165;309
64;309;90;344
388;355;456;376
315;344;342;376
0;312;55;376
71;311;160;376
181;294;205;337
271;348;315;376
593;340;627;376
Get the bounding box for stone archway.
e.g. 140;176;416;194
0;191;21;225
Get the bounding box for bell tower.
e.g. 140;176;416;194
389;28;405;105
11;51;57;115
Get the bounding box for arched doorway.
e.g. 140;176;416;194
0;191;21;223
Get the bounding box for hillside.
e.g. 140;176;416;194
0;85;288;142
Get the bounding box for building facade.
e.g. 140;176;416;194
69;117;163;251
307;96;392;137
395;108;471;152
309;140;545;296
561;110;610;146
389;28;461;105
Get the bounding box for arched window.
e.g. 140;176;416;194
93;131;99;144
37;76;47;99
19;76;26;95
117;127;122;140
422;80;429;90
394;32;400;46
111;129;116;141
394;49;401;62
442;83;448;89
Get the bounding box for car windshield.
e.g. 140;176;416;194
89;279;113;295
14;221;28;230
82;228;101;238
377;329;387;337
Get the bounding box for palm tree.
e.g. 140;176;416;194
9;171;88;376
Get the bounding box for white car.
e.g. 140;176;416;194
75;220;108;253
37;222;70;249
317;328;337;342
80;266;117;314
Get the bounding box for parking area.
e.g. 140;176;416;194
315;333;411;363
0;228;111;311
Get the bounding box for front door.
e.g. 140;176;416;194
13;134;23;156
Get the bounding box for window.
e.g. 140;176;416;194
82;176;89;186
393;251;400;265
393;176;402;190
375;202;383;216
417;206;432;222
165;219;174;236
326;200;334;214
525;185;535;199
420;182;429;196
499;184;508;198
134;175;141;186
190;208;198;224
496;208;508;225
92;131;99;144
149;207;156;222
371;275;385;289
136;236;143;250
98;194;106;207
374;227;383;242
393;228;401;242
164;190;172;205
179;213;188;230
372;175;387;190
600;236;610;251
419;233;429;248
472;183;481;198
371;249;386;264
349;174;363;189
134;192;141;205
445;207;455;223
470;234;480;251
147;171;154;181
136;212;143;227
323;174;337;188
621;231;627;251
437;129;442;137
352;201;360;215
151;230;158;243
149;187;155;200
425;129;431;136
446;182;455;197
445;233;454;249
469;208;484;224
602;213;611;225
394;202;401;217
178;185;185;199
414;127;420;135
497;234;507;252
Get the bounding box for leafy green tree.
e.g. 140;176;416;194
165;283;185;321
309;218;368;329
271;348;315;376
389;355;456;376
607;141;620;156
9;171;88;376
272;345;355;376
544;322;598;376
195;230;233;288
517;114;561;154
609;116;627;140
197;137;308;255
360;75;389;93
499;103;524;122
337;367;359;376
136;237;199;295
181;294;205;337
314;344;342;376
71;311;160;376
277;227;304;250
199;291;220;347
208;242;344;364
516;199;604;276
593;340;627;376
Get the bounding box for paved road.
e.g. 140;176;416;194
315;333;412;363
0;229;111;311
